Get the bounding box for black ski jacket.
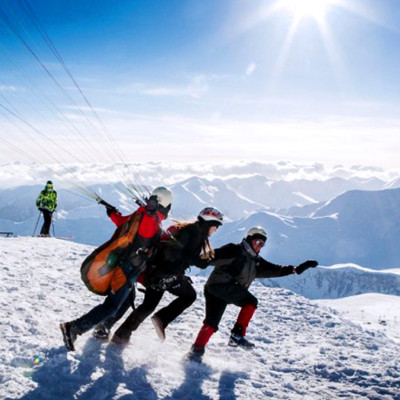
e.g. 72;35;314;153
206;240;295;289
145;222;209;287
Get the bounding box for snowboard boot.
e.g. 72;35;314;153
185;345;205;363
93;324;110;340
151;315;166;342
60;322;78;351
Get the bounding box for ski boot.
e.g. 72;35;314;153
60;322;78;351
228;333;255;349
93;324;110;340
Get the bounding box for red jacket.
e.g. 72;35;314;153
110;206;165;240
109;206;165;289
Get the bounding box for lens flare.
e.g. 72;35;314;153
32;355;43;365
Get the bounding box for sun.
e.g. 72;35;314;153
277;0;338;23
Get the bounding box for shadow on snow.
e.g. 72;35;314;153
10;338;248;400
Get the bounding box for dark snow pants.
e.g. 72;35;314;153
40;210;52;235
72;283;134;334
203;282;258;331
115;276;196;337
101;290;134;330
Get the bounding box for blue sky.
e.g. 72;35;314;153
0;0;399;169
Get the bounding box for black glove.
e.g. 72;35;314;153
105;204;118;217
98;199;118;217
295;260;318;275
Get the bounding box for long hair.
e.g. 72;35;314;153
170;219;215;260
200;235;214;261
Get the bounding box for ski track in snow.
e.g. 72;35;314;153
1;237;399;400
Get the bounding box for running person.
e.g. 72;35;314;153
186;226;318;362
110;207;224;344
60;187;172;351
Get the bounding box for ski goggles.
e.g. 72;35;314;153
204;209;222;219
199;207;224;224
254;239;266;247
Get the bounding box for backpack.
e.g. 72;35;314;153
80;212;143;295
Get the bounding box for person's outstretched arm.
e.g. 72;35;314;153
294;260;318;274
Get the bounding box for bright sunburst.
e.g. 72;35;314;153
277;0;339;23
230;0;371;90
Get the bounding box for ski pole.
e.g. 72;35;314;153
32;211;41;237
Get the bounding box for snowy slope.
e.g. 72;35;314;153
314;293;400;344
1;237;399;400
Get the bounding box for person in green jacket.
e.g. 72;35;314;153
36;181;57;237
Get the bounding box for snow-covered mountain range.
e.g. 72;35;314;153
1;184;399;268
211;187;400;269
1;161;399;301
191;262;400;301
267;264;400;299
1;237;399;400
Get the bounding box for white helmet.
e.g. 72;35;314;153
151;186;172;208
245;226;267;241
198;207;223;225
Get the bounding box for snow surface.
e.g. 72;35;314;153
1;237;399;400
314;294;400;344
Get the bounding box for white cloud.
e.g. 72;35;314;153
0;85;17;92
0;159;398;189
140;87;189;97
116;74;213;99
246;62;256;75
2;104;400;170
